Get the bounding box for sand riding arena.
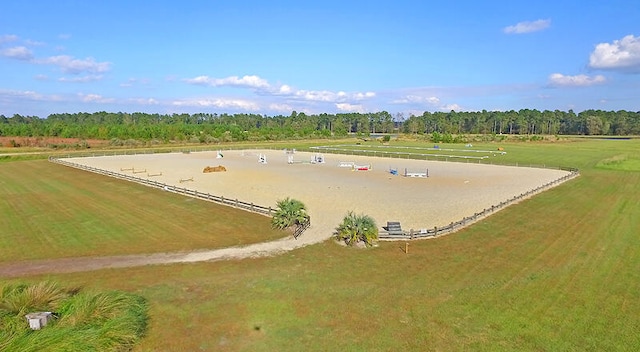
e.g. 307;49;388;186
55;148;577;245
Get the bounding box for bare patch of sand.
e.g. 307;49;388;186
67;149;571;243
0;149;574;277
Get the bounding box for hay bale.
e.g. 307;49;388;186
203;165;227;173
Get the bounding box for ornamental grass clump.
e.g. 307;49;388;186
0;282;148;352
335;211;378;247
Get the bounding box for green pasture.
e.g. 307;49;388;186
307;137;601;170
2;138;640;351
0;160;286;262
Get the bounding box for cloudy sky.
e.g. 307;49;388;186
1;0;639;117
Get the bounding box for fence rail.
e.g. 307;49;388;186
49;156;277;217
56;146;573;172
51;147;578;242
377;169;579;240
293;220;311;240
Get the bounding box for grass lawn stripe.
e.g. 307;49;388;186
0;160;286;262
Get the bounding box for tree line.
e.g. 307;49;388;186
1;109;639;142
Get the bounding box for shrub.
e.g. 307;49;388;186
271;198;309;230
335;211;378;247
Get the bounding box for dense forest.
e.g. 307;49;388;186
1;109;639;143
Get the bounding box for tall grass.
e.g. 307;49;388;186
0;282;70;315
0;282;148;352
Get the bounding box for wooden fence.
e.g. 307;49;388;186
293;219;311;240
48;156;277;218
50;148;578;242
378;168;580;240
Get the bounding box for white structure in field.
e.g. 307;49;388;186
25;312;53;330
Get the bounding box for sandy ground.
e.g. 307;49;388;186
68;149;572;244
0;149;574;277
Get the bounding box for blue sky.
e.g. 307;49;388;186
1;0;639;117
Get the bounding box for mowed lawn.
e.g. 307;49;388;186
2;138;640;351
0;160;286;262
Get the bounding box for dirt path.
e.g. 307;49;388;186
0;223;332;278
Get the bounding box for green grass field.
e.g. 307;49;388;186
2;138;640;351
0;160;286;262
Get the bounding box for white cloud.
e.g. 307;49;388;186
37;55;111;74
289;89;375;104
427;96;440;104
0;89;41;101
128;98;159;105
268;103;293;112
503;19;551;34
0;34;19;43
548;73;606;87
294;89;339;102
278;85;292;94
172;98;260;110
79;93;114;103
184;74;376;107
0;89;62;102
589;34;640;72
392;95;440;105
441;103;462;111
120;78;151;87
24;39;45;46
184;74;269;88
184;75;213;85
353;92;376;100
59;75;104;83
1;46;33;60
336;103;364;113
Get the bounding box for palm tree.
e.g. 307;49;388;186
335;211;378;247
271;197;308;230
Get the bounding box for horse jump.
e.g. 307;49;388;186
353;164;372;171
404;168;429;177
